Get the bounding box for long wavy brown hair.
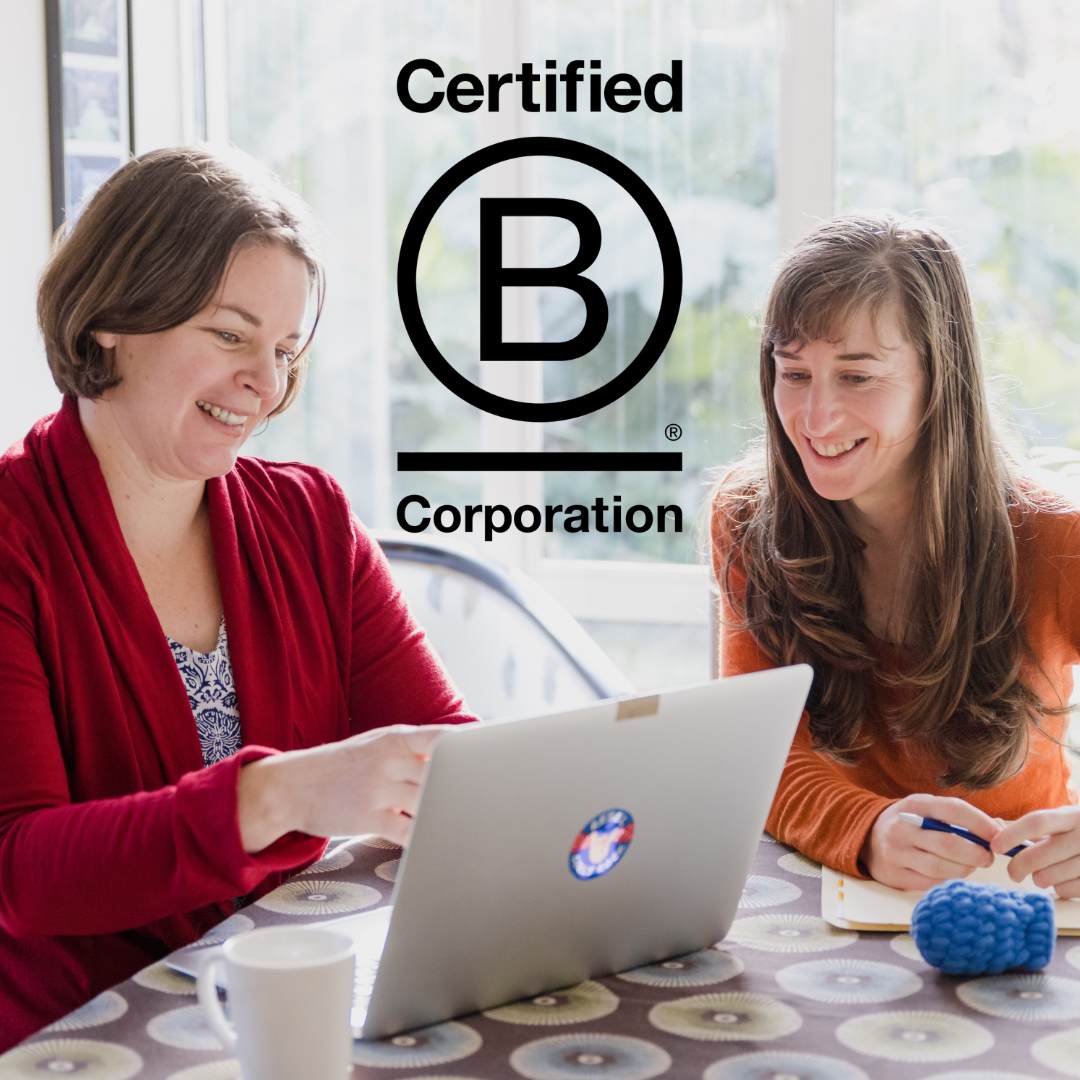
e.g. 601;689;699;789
716;211;1056;791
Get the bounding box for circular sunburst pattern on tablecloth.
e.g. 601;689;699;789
357;834;401;850
376;859;399;882
617;949;744;988
726;914;857;954
195;913;254;946
351;1022;482;1068
648;992;801;1042
1031;1028;1080;1076
510;1033;672;1080
484;981;619;1026
300;847;355;874
255;878;380;916
777;852;821;878
703;1050;870;1080
890;934;926;962
147;1004;225;1050
776;958;922;1004
956;973;1080;1021
1067;945;1080;972
167;1062;242;1080
835;1011;994;1063
738;875;802;909
920;1072;1042;1080
132;960;197;995
43;991;128;1031
0;1039;142;1080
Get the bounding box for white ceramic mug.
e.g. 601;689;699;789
197;926;356;1080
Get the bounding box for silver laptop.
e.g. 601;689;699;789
171;664;812;1040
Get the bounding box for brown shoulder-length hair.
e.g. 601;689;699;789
38;146;324;417
716;210;1053;791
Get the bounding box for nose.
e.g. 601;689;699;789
802;377;845;438
240;344;286;402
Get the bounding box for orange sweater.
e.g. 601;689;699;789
713;499;1080;877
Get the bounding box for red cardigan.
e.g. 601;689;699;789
0;397;472;1047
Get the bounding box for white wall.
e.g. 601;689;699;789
0;3;61;450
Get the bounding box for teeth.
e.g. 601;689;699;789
196;400;248;427
811;439;859;458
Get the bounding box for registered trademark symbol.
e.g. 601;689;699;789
665;423;682;441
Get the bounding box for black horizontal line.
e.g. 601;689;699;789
397;452;683;472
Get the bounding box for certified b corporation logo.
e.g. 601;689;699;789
397;137;683;423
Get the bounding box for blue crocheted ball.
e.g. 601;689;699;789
910;879;1055;975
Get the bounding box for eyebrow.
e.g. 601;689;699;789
215;303;302;340
217;303;261;326
773;348;881;362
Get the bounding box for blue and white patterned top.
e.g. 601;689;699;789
166;618;243;766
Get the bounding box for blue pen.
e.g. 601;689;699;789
898;813;1029;857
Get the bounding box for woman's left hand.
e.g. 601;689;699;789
991;807;1080;899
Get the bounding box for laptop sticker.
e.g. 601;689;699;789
569;809;635;880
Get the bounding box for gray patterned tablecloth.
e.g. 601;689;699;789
5;833;1080;1079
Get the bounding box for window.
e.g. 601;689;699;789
225;0;776;566
839;0;1080;454
135;0;1080;690
224;0;763;684
47;0;134;228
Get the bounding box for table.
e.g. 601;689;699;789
4;833;1080;1079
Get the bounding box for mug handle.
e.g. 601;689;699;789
196;947;238;1053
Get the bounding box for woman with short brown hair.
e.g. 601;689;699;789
713;211;1080;894
0;147;471;1047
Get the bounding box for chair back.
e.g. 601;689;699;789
377;536;634;720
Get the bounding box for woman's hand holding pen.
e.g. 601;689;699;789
861;794;1002;891
992;806;1080;899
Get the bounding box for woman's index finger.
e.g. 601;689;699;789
992;808;1071;851
906;794;1002;842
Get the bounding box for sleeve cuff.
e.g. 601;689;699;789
175;746;327;895
834;796;895;878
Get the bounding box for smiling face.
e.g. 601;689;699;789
771;305;927;515
90;242;310;482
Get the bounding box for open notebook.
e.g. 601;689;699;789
821;856;1080;935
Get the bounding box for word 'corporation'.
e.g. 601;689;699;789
398;495;683;543
397;59;683;114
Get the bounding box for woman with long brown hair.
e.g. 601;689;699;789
713;211;1080;894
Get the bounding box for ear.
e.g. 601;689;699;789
92;331;119;349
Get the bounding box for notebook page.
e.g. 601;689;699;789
821;857;1080;933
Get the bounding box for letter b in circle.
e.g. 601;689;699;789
397;137;682;422
480;198;608;362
